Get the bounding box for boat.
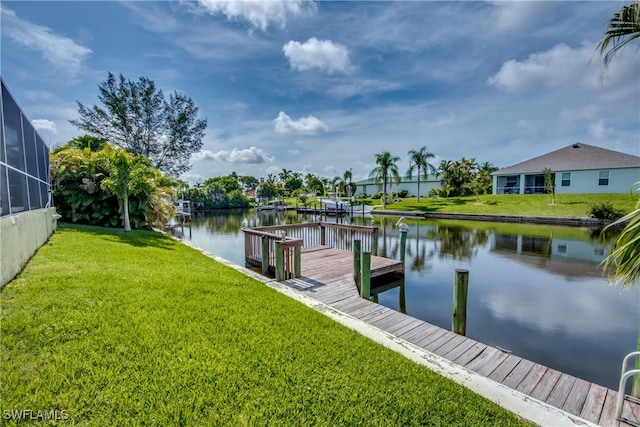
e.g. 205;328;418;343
320;192;352;211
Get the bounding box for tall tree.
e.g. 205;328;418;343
597;2;640;69
70;72;207;177
278;169;292;182
342;168;354;198
407;146;436;202
369;151;401;208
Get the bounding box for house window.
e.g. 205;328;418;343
561;172;571;187
599;170;609;186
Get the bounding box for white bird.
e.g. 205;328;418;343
396;216;409;231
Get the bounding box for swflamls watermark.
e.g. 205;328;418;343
3;409;69;421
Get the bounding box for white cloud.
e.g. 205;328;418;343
197;0;316;31
192;146;273;164
488;1;552;32
273;111;328;134
32;119;57;133
283;37;352;74
1;8;92;76
488;42;597;93
326;79;401;99
180;173;204;186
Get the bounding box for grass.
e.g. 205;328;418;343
0;224;530;426
376;193;637;217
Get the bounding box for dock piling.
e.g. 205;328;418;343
361;251;371;299
353;239;361;288
400;230;407;265
452;269;469;335
275;242;284;281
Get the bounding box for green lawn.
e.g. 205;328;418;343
1;224;530;426
376;193;637;217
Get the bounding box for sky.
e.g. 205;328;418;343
1;1;639;185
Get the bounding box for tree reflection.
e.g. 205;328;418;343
435;224;489;261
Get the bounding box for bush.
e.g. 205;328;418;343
588;202;625;221
371;192;382;199
397;189;409;198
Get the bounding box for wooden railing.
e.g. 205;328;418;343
242;222;379;280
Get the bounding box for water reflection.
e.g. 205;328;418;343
172;210;639;390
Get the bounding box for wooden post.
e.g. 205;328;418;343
353;239;361;288
361;251;371;299
452;269;469;335
320;224;326;246
294;246;301;278
275;242;284;281
372;228;379;256
400;230;407;265
261;235;269;276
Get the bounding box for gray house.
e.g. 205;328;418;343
492;143;640;195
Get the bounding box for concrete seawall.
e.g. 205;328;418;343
371;209;616;228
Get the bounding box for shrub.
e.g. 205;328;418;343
588;202;625;221
371;192;382;199
397;189;409;198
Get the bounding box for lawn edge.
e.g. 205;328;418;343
168;229;597;427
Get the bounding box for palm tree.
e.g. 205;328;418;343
278;168;292;183
603;202;640;289
602;195;640;396
100;148;155;232
369;151;401;208
597;2;640;69
597;3;640;396
407;146;436;202
343;168;353;198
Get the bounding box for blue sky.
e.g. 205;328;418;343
2;1;638;184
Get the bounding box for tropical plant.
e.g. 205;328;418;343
51;139;169;228
603;197;640;396
256;180;278;200
466;172;491;204
597;4;640;397
407;146;436;202
597;2;640;69
370;151;401;208
278;169;293;182
437;158;478;197
100;149;158;232
70;72;207;177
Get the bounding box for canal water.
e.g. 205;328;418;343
171;209;639;391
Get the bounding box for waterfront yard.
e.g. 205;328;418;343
0;224;530;426
373;193;637;217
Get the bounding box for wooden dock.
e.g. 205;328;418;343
281;248;639;427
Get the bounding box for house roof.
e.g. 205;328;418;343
493;143;640;175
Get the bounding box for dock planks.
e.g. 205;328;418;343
281;246;639;426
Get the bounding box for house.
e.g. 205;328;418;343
491;143;640;195
354;175;441;198
1;78;56;287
